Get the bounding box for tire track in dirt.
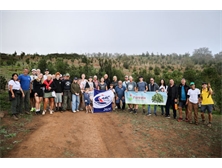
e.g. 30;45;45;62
5;111;136;158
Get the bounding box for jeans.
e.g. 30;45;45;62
72;94;80;111
160;106;165;115
165;98;176;118
147;105;157;115
19;90;30;113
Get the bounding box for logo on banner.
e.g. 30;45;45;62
94;92;113;108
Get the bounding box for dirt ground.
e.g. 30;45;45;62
1;109;222;158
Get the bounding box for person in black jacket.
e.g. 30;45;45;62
177;78;190;122
54;72;63;112
165;79;178;119
33;73;44;115
62;73;72;111
104;74;111;89
42;75;56;115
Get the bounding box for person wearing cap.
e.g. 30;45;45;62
43;69;49;80
186;82;201;125
177;78;190;122
53;72;63;112
30;69;38;112
122;75;129;88
137;76;148;114
200;82;214;127
18;68;31;115
165;79;178;119
147;77;159;116
62;73;72;112
71;77;81;113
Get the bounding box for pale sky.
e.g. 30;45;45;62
0;10;221;55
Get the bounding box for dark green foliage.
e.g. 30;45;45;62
152;93;164;103
0;76;7;90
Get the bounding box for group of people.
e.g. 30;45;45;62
8;68;214;127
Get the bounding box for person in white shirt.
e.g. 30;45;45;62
186;82;201;125
8;73;25;120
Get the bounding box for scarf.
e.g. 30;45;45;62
43;80;53;90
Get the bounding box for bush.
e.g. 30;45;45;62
0;76;7;90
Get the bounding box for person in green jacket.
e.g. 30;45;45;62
71;77;81;113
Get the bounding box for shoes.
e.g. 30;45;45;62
185;118;189;122
50;110;53;114
77;109;79;112
165;115;170;118
178;117;183;122
207;123;212;127
80;108;83;111
91;109;93;113
42;110;46;115
35;110;41;115
189;121;193;124
25;111;30;115
154;113;157;116
19;113;24;116
86;110;88;113
30;107;35;112
73;111;76;113
13;114;18;121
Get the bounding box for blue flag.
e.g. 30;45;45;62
93;89;115;113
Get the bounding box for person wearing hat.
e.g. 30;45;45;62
53;72;63;112
186;82;201;125
71;77;81;113
137;76;148;114
62;73;72;112
30;69;38;112
200;82;214;127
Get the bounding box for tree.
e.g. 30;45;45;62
37;58;48;73
191;47;213;64
21;52;25;59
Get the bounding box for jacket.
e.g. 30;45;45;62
178;83;190;101
62;79;72;91
167;84;178;100
53;79;63;93
71;82;81;94
148;83;159;91
43;80;56;93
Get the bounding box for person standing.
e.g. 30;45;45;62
165;79;178;119
111;76;118;89
137;76;148;114
177;78;190;122
125;76;137;114
79;74;88;110
8;73;25;120
62;73;72;112
53;72;63;112
200;82;214;127
186;82;201;125
30;69;37;113
71;77;81;113
18;68;31;115
104;74;111;89
33;73;44;115
147;77;159;116
122;75;129;88
159;79;168;115
42;75;56;115
93;75;99;89
43;69;49;80
98;77;108;91
115;80;126;110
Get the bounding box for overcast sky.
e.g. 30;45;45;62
0;10;221;55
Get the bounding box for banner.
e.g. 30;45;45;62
93;89;115;113
125;91;167;105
